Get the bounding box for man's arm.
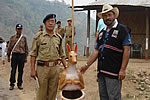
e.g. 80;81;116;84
30;37;39;80
94;31;99;48
60;56;67;69
80;49;98;74
118;45;130;80
74;27;76;36
59;37;66;69
25;37;28;63
30;56;37;80
7;38;12;62
62;28;65;38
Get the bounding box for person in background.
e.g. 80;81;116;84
0;37;6;65
7;24;28;90
39;25;43;32
6;41;9;48
64;18;76;58
56;21;65;38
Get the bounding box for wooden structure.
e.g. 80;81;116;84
74;0;150;59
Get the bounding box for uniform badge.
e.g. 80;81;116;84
112;30;119;38
99;32;103;40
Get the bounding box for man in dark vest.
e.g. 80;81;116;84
80;4;131;100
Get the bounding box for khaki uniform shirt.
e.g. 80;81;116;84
30;31;65;61
7;34;28;58
65;26;76;37
56;27;65;38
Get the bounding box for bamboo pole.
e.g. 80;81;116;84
86;10;90;57
72;0;75;50
145;8;149;59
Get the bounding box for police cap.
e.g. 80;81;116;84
43;14;56;23
16;24;23;29
56;21;61;24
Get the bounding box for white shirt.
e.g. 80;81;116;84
0;42;6;61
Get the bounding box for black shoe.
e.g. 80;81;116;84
9;86;14;90
18;86;23;90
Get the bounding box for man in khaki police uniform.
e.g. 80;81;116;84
30;14;67;100
64;18;76;58
56;21;65;38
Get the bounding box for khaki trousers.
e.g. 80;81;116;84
65;38;72;58
36;64;60;100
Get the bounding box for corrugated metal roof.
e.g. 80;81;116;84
89;0;150;7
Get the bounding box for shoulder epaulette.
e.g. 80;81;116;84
56;33;62;49
34;31;43;39
56;33;62;39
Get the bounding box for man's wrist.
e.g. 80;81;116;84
64;66;67;69
31;67;35;71
120;68;126;72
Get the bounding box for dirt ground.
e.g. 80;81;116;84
0;56;150;100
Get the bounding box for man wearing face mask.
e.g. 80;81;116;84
80;4;131;100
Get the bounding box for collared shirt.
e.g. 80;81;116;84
7;34;28;58
97;19;106;32
95;21;131;49
103;19;118;31
56;27;65;38
0;42;6;61
30;31;65;61
65;26;76;36
97;19;118;32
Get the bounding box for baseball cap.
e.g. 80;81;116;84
16;24;23;29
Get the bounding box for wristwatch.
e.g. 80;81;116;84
85;63;89;67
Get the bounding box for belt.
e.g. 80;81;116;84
12;53;25;55
37;60;58;67
66;36;72;38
